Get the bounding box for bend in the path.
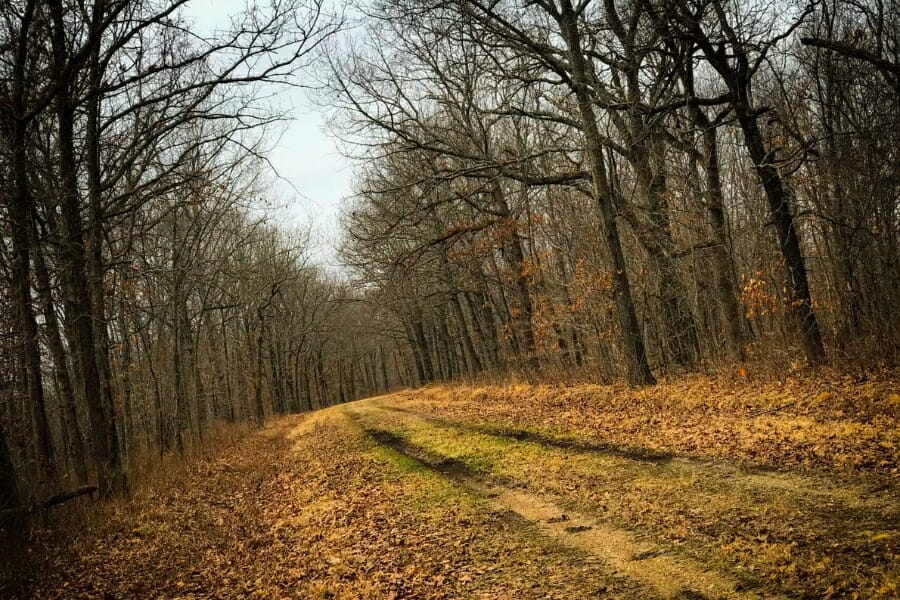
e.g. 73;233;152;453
343;395;899;599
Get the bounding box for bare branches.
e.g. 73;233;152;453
801;35;900;87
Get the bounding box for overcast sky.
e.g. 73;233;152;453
182;0;353;267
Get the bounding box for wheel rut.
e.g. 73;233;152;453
346;409;780;600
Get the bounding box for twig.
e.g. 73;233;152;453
749;401;796;418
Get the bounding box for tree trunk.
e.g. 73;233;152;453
0;423;19;513
9;146;54;483
412;315;435;382
85;4;123;490
171;210;190;452
626;139;700;371
49;0;121;495
118;293;135;459
559;0;655;385
33;227;87;484
7;0;54;481
699;116;747;359
492;184;538;368
254;326;266;427
735;110;826;363
439;248;482;375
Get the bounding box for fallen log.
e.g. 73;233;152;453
0;485;97;522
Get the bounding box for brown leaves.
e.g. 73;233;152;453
400;372;899;475
18;372;899;599
23;411;619;599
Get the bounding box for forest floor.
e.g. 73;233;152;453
13;372;900;599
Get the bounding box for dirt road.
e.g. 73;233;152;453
18;388;899;599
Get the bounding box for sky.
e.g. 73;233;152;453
182;0;353;267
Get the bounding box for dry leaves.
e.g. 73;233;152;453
19;412;623;599
392;370;900;474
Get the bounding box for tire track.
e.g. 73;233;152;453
346;408;778;600
375;402;899;512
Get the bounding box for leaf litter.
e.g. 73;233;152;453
15;371;900;599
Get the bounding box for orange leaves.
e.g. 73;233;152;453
27;409;617;599
741;273;781;319
518;257;539;279
571;259;613;296
379;380;898;598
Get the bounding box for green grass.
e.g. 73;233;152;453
365;440;471;513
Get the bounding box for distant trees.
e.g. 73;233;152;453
329;0;900;383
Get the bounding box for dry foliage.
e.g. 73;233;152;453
396;370;899;474
11;371;898;599
15;412;620;599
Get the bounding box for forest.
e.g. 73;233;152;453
0;0;898;597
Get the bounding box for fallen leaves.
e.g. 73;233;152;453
19;411;624;599
14;372;900;599
355;386;899;599
393;370;899;475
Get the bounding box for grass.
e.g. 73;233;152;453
363;433;472;512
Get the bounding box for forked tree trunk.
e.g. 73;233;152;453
692;1;826;364
33;228;87;484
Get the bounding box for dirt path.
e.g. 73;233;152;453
344;397;899;599
356;419;768;600
377;403;895;512
16;388;900;599
19;408;642;599
349;402;898;523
